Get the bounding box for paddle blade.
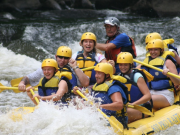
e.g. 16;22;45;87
109;116;124;134
10;107;35;121
11;77;23;87
128;104;154;116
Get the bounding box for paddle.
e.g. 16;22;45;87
10;89;39;121
81;66;95;71
133;59;180;79
0;83;38;93
30;89;40;105
127;104;154;116
11;66;95;87
76;90;124;133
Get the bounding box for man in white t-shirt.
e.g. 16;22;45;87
18;46;89;92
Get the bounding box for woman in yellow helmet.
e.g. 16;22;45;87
117;52;152;123
144;32;180;91
72;32;110;86
26;58;72;105
140;39;180;110
145;32;180;64
73;63;128;128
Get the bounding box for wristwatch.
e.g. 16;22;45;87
73;66;79;70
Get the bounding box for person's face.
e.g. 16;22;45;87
56;55;70;68
95;71;105;84
148;48;161;58
42;66;56;79
82;39;94;53
105;24;118;37
118;63;131;74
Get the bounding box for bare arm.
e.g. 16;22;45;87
100;92;124;111
131;77;151;105
96;43;116;51
18;76;30;92
164;59;180;85
18;68;43;91
69;58;89;87
173;51;180;65
34;80;68;102
136;64;141;69
26;86;37;105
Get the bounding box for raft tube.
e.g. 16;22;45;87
119;91;180;135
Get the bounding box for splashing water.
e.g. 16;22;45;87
0;96;116;135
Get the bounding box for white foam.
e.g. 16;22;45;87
0;101;116;135
0;44;41;80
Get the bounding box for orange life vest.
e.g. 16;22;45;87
105;33;137;62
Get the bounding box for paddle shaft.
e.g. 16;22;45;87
0;86;38;91
30;89;39;104
133;59;180;79
76;90;123;133
81;66;95;71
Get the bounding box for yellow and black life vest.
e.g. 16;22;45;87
38;75;60;96
76;51;97;84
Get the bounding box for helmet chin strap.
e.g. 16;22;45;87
160;49;164;56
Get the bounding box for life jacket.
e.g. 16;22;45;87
105;33;137;62
38;75;72;103
119;69;148;103
92;80;128;128
141;51;176;92
56;64;77;88
75;51;97;85
38;75;60;97
163;38;175;51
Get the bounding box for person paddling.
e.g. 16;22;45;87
117;52;152;123
144;32;180;91
26;59;72;105
139;39;180;110
18;46;89;92
73;63;128;128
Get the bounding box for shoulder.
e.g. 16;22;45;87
133;71;144;83
109;84;124;93
116;33;129;38
165;58;175;66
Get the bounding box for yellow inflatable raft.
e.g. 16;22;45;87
119;91;180;135
10;91;180;135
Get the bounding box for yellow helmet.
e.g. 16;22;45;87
145;32;162;45
117;52;133;64
41;59;58;70
94;63;113;77
81;32;97;43
56;46;72;57
147;39;164;49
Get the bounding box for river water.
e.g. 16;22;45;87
0;9;180;135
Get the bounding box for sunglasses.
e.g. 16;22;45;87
57;56;70;60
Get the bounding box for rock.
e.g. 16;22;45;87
39;0;62;10
128;0;180;17
82;0;95;9
2;0;41;10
